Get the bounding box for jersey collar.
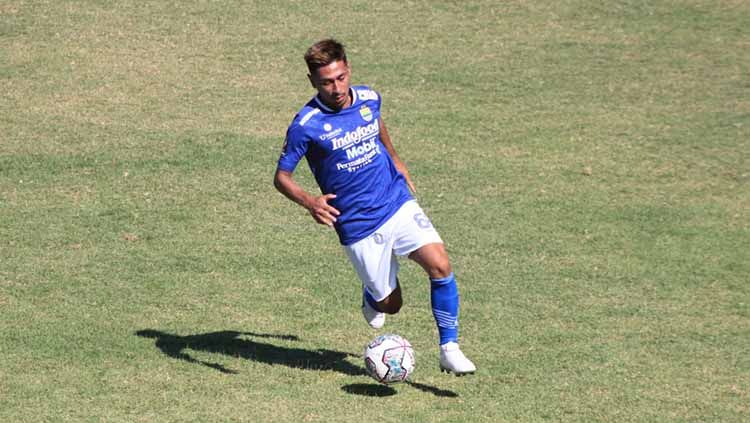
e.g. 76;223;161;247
314;87;357;112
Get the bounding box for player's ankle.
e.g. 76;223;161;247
440;341;460;351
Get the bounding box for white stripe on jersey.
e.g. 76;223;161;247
299;108;320;126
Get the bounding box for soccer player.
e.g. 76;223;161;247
274;39;476;375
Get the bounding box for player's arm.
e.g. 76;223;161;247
378;117;416;193
274;168;340;227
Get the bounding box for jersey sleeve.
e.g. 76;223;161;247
375;89;382;111
277;122;308;173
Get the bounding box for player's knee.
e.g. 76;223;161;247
411;245;453;279
427;259;452;279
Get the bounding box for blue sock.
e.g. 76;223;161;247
363;287;382;312
431;273;459;345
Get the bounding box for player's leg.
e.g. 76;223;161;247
344;224;401;329
387;200;475;374
365;279;402;314
408;242;452;279
409;243;458;345
409;243;476;375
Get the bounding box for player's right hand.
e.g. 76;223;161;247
307;194;340;227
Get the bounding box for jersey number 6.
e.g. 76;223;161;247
413;213;433;229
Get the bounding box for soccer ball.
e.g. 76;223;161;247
364;333;415;384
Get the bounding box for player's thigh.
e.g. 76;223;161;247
392;201;443;257
390;201;450;278
344;235;399;301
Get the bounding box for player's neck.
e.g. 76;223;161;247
319;90;352;111
341;92;352;109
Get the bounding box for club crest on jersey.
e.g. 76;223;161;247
359;105;373;122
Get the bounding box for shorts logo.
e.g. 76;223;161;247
360;105;373;122
373;233;385;244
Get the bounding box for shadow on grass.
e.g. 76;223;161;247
137;329;459;397
405;380;459;397
135;329;365;376
341;383;397;396
341;380;458;397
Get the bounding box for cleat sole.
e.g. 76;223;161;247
440;366;475;376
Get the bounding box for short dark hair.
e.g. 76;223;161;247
304;39;347;74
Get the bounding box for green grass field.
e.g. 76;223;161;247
2;1;748;421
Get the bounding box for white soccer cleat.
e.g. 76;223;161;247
362;294;385;329
439;342;476;375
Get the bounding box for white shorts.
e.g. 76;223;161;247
343;200;443;301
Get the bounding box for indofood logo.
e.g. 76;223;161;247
331;121;379;150
359;105;373;122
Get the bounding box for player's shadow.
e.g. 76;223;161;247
341;383;397;397
405;380;459;397
135;329;365;376
340;381;457;398
137;329;459;398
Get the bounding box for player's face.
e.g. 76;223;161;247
309;60;352;110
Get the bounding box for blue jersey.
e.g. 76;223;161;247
277;85;413;245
